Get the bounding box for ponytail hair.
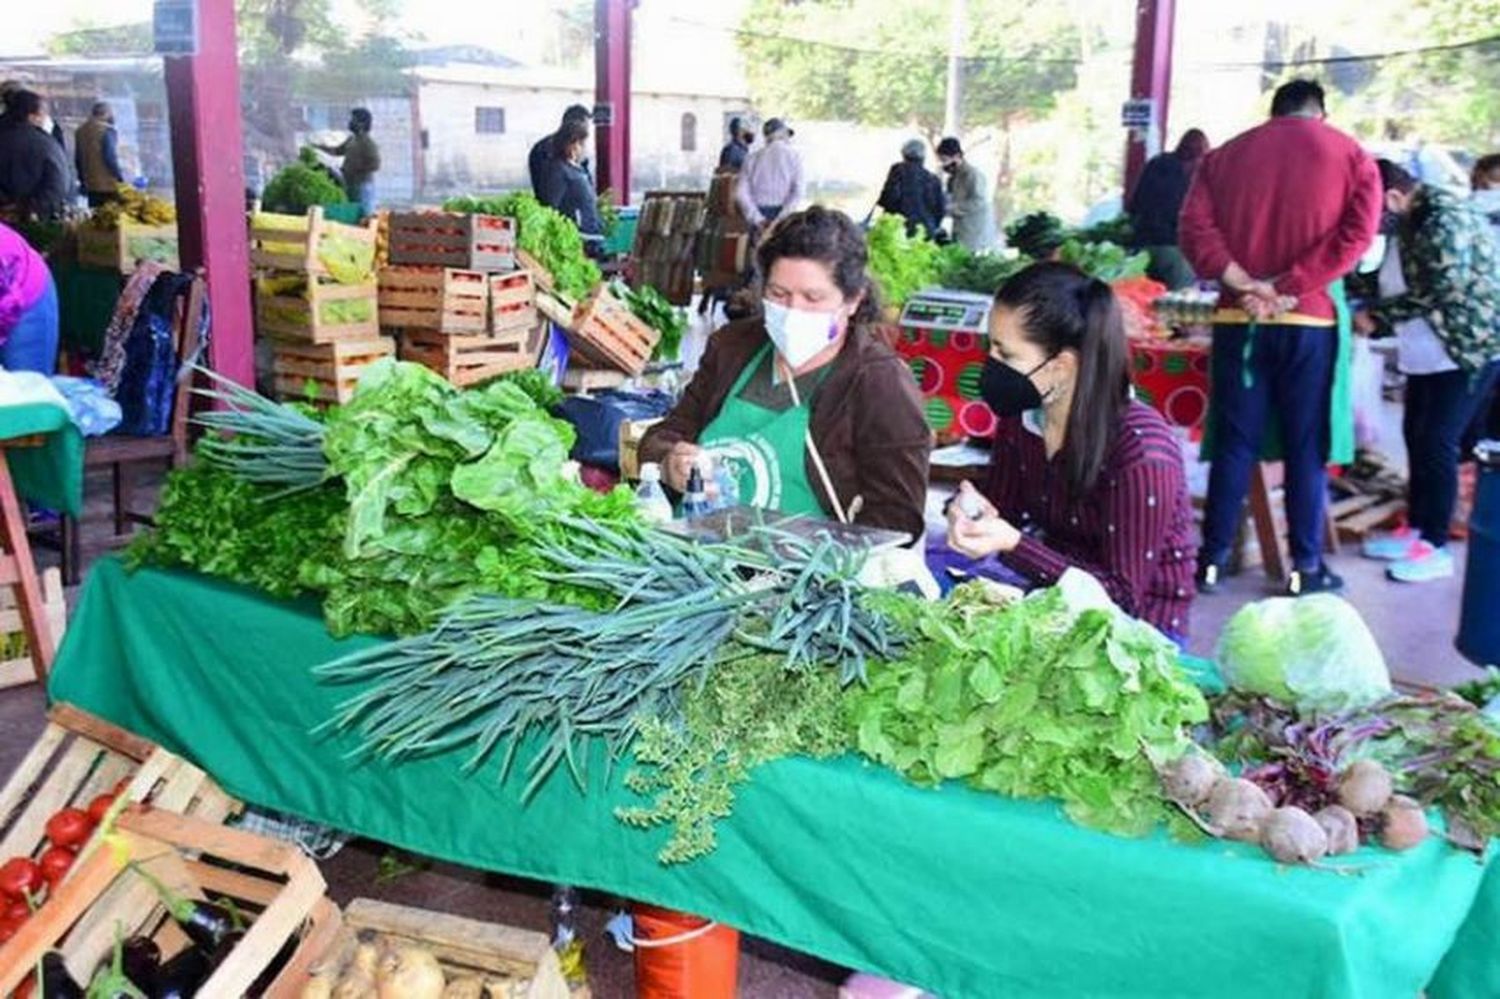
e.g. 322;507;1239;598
993;262;1131;494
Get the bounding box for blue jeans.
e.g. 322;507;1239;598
1406;362;1500;546
351;180;376;218
1202;323;1335;573
2;273;59;375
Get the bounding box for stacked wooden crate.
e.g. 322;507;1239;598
381;211;543;387
251;206;388;406
630;191;707;306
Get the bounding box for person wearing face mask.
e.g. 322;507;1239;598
936;137;993;252
0;89;73;220
547;119;605;243
313;107;380;218
1350;160;1500;583
718;117;754;172
946;262;1196;641
75;101;125;207
638;206;932;539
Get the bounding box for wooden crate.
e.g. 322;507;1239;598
388;211;517;270
378;265;489;333
490;269;539;333
618;418;663;480
0;808;325;995
257;274;380;344
250;206;379;280
284;897;576;999
0;567;65;690
400;328;534;387
565;286;660;376
562;366;628;393
76;221;179;273
273;337;395;405
0;703;239;866
517;249;558;299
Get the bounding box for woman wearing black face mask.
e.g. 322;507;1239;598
946;262;1197;640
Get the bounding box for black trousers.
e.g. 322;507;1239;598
1405;362;1500;546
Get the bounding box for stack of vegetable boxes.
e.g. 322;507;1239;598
250;207;389;406
630;192;706;306
380;211;543;387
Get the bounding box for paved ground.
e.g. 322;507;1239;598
0;452;1488;996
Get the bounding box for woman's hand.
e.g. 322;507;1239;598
946;481;1021;558
663;442;702;493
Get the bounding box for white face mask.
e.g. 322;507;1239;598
36;116;54;134
763;299;842;369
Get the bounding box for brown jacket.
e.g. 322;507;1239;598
639;319;933;540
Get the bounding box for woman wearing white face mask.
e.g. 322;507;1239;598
639;206;932;539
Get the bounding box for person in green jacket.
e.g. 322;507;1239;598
314;107;380;218
1354;160;1500;583
937;137;994;252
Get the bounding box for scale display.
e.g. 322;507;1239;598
898;289;993;335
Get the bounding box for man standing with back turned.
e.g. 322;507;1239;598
1180;79;1381;597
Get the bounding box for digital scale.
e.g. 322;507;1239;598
898;289;994;336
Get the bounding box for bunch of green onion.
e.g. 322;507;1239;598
190;367;329;493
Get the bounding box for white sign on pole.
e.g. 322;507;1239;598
1120;99;1155;129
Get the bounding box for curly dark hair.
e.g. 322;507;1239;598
755;206;882;324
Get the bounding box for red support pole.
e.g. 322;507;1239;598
594;0;634;204
1123;0;1177;199
164;0;254;386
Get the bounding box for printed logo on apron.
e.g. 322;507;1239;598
704;434;782;509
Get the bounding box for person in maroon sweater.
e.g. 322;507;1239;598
946;262;1196;640
1179;79;1381;597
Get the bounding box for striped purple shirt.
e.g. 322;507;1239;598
983;401;1196;636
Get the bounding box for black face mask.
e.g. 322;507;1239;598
980;356;1051;417
942;162;958;175
1378;209;1401;236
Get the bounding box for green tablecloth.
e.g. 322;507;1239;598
0;402;84;517
48;559;1499;999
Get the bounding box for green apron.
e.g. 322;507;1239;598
699;345;823;517
1200;280;1355;465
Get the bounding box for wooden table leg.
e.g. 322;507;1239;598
0;449;56;683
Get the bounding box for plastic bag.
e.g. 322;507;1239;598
1215;594;1391;711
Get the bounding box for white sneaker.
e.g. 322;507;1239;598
1362;526;1417;561
1387;543;1455;583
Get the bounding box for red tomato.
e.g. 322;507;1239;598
0;857;42;901
44;808;95;850
85;793;117;824
4;900;28;922
0;912;24;943
38;845;76;886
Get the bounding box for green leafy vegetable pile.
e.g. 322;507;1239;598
934;242;1027;295
1057;238;1150;283
613;281;687;361
846;582;1208;835
444;192;602;301
865;212;941;309
261;147;348;215
1004;212;1068;259
131;360;636;637
1074;213;1135;247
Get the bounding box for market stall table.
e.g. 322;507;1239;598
47;558;1500;999
0;401;83;687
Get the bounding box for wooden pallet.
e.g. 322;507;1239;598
0;703;239;866
250;206;379;280
76;221;179;273
257;273;380;344
272;337;395;405
0;567;65;690
284;897;577;999
562;366;628;393
490;269;539;333
378;265;490;332
1332;493;1407;541
0;808;324;995
388;211;517;270
565;285;660;375
400;329;534;387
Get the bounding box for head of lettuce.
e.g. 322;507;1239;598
1215;594;1392;712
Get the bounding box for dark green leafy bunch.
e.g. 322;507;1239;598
261;147;347;215
1074;213;1135;247
314;521;751;797
934;242;1027;295
618;649;848;863
613;281;688;361
1004;212;1068;259
846;583;1208;836
1056;238;1150;282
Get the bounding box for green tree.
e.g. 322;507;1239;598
737;0;1080;210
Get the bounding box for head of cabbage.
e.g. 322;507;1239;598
1215;594;1391;712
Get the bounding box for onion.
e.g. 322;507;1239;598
1207;777;1273;841
1261;807;1329;864
1336;759;1394;817
376;943;446;999
1161;754;1220;807
1312;805;1360;855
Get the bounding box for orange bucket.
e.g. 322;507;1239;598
632;903;740;999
